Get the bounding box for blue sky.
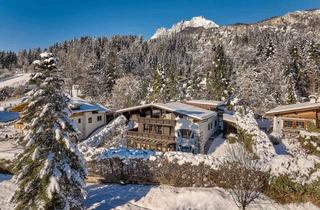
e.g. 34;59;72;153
0;0;319;51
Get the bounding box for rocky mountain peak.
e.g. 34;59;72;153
151;16;219;39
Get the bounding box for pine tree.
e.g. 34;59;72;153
287;79;297;104
186;69;205;99
163;64;178;102
11;52;87;210
100;51;117;98
81;63;101;99
206;45;231;100
148;65;165;103
285;45;307;101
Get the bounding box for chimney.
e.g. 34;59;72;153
309;95;318;103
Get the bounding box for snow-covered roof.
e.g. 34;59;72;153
70;97;110;114
266;102;320;115
116;102;216;120
186;100;225;107
223;113;236;123
156;102;216;120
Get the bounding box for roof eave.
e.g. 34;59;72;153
265;106;320;116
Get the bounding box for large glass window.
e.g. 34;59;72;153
179;129;193;138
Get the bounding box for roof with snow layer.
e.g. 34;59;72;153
116;102;216;120
70;97;110;114
266;102;320;115
186;100;225;106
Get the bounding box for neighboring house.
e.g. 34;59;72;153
266;96;320;134
116;102;220;154
10;97;111;140
69;98;111;140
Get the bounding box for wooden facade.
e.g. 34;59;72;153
267;105;320;133
276;109;320;130
126;115;177;152
119;106;178;151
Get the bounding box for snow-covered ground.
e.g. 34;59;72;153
0;124;22;160
0;174;318;210
0;73;30;89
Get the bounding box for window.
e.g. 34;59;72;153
210;122;213;129
156;125;162;134
215;120;217;127
208;124;210;130
97;116;102;122
78;118;81;124
88;117;92;123
179;129;193;139
284;120;293;128
296;121;305;128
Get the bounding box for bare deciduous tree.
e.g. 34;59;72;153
221;145;269;210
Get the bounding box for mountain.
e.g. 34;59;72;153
2;9;320;113
151;16;219;39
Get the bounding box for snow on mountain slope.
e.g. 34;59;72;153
151;16;219;39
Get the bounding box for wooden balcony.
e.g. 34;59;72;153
137;117;175;126
127;130;175;143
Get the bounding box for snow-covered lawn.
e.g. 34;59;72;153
0;140;22;160
0;73;31;89
0;174;318;210
0;125;22;160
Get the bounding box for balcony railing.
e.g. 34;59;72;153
176;137;196;146
127;130;175;143
137;117;175;126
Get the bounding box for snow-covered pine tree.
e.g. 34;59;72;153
81;63;101;100
186;69;206;99
147;65;165;103
100;51;117;99
11;52;87;210
163;64;178;102
206;45;231;101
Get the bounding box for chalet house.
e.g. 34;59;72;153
266;96;320;134
116;101;221;154
11;97;111;140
